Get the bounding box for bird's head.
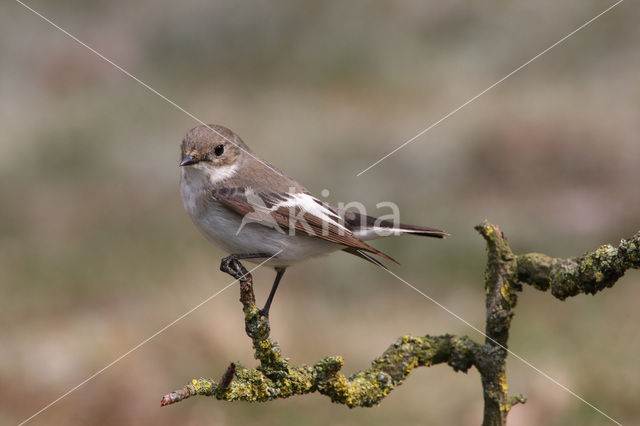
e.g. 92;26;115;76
179;124;250;170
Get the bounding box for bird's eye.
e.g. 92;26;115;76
214;144;224;156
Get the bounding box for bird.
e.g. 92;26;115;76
179;124;447;323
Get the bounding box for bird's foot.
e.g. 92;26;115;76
244;307;272;341
220;255;250;287
245;311;270;341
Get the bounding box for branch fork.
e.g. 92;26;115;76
162;221;639;425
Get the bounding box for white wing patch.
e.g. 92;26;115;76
273;192;349;232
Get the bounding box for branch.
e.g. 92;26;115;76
517;231;640;299
161;259;480;407
162;222;637;425
474;221;534;425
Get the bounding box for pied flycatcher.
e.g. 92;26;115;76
179;124;446;318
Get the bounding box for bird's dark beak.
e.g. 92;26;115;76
179;155;199;167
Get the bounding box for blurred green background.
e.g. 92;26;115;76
1;1;639;425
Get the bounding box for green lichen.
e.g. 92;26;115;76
162;221;638;425
517;234;639;301
191;378;215;396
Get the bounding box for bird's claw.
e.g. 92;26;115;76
245;310;271;340
220;255;249;282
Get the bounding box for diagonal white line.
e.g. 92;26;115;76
356;0;624;176
356;249;622;425
17;251;282;426
13;0;283;177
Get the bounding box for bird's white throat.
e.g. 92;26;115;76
182;162;239;186
180;162;238;215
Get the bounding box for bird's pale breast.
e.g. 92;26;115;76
180;167;339;267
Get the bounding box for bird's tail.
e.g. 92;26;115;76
341;210;448;241
385;223;448;239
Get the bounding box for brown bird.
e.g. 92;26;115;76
179;124;446;320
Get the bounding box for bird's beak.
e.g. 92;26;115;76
179;154;199;167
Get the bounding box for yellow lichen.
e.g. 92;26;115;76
500;374;508;395
191;378;214;395
500;283;510;301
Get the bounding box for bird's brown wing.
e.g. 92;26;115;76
211;187;397;263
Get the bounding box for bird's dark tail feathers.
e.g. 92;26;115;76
340;210;448;240
390;223;448;238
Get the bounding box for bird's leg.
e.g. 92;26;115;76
219;253;274;340
259;267;286;318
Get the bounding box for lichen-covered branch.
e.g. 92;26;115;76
475;221;524;425
161;257;481;408
517;231;640;299
161;334;481;407
162;222;638;426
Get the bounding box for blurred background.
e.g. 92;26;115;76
1;0;638;425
